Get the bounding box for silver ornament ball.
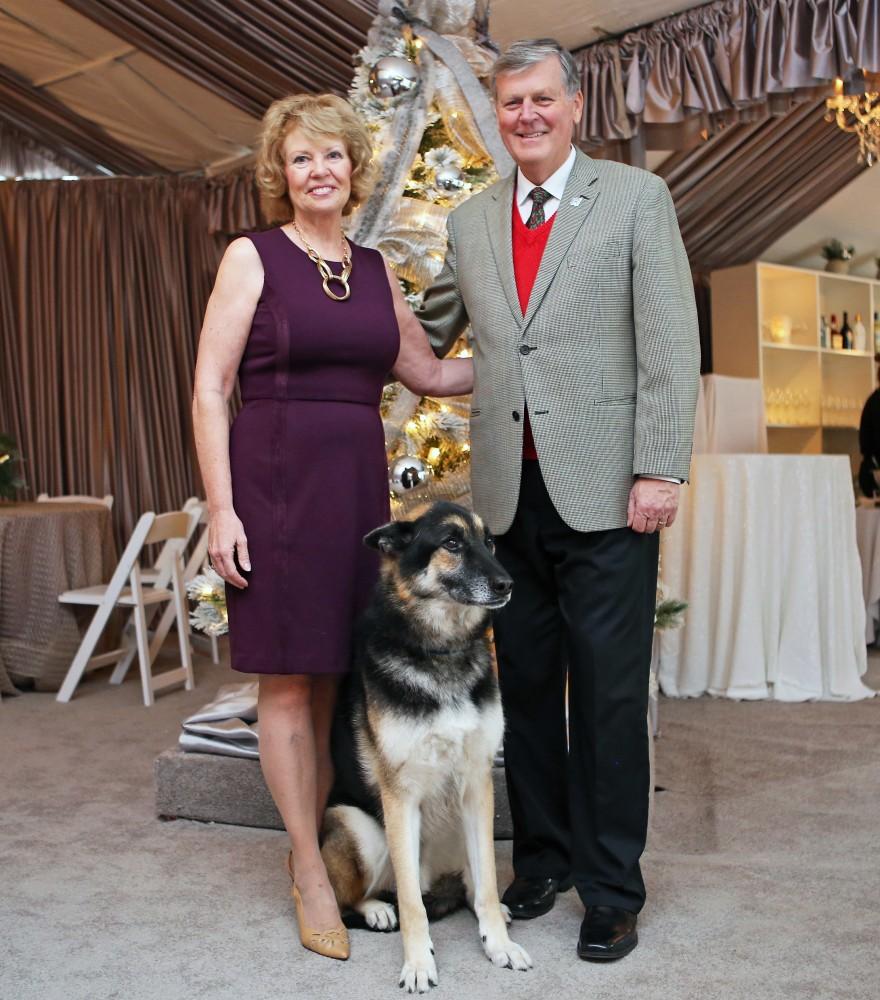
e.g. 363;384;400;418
368;56;420;99
434;164;465;192
390;455;431;495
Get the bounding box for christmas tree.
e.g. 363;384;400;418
347;0;512;517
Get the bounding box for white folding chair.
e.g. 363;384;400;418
56;511;195;706
37;493;114;509
107;499;204;686
140;497;201;585
140;501;220;666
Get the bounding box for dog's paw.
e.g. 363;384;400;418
358;898;398;932
399;952;439;994
500;902;512;925
482;934;533;972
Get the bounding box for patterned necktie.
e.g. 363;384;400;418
526;186;552;229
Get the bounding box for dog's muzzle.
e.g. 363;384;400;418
483;575;513;609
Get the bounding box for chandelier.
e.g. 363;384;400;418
825;74;880;167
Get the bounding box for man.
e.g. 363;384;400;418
418;38;700;960
858;377;880;498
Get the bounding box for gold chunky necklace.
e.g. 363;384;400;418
291;219;352;302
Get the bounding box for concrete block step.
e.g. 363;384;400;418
155;749;513;839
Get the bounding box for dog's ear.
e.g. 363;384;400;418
363;520;416;555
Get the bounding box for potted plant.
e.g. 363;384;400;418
821;239;855;274
0;434;24;502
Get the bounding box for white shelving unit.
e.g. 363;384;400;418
711;261;880;468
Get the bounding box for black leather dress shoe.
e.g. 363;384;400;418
577;906;638;961
501;876;571;920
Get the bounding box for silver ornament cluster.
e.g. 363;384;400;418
368;56;420;99
390;455;431;494
433;164;465;192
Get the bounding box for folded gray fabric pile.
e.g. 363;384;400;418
180;681;505;766
179;683;259;759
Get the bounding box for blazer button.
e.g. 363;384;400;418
519;345;531;355
512;411;521;421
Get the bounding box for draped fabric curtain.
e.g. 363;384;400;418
0;172;263;544
575;0;880;147
206;168;262;236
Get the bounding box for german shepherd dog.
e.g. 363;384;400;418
321;502;532;992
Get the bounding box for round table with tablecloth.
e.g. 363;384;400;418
0;502;116;694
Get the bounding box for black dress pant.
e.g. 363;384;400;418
492;461;659;912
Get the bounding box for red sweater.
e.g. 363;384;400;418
512;197;555;459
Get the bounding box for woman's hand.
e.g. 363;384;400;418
208;508;251;589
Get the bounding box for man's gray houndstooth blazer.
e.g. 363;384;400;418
418;149;701;535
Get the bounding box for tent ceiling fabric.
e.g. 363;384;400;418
658;101;868;272
49;51;262;173
0;0;376;175
490;0;713;49
0;63;163;175
63;0;378;117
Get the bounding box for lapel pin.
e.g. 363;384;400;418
570;197;583;206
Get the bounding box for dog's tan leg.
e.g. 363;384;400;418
321;806;397;931
321;809;366;911
461;772;532;972
382;788;438;993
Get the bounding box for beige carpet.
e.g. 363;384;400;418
1;647;878;1000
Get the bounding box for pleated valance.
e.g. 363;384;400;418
575;0;880;147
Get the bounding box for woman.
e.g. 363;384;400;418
192;94;471;961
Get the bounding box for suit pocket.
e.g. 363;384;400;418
470;408;481;417
593;395;636;406
568;239;625;264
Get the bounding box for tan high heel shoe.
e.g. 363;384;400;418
286;851;350;961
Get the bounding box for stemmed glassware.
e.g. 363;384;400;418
765;388;818;425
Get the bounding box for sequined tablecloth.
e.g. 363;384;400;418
0;502;117;694
657;455;873;701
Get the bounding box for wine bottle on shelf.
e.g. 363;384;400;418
853;313;867;352
874;311;880;355
830;314;843;350
819;314;829;349
840;311;853;350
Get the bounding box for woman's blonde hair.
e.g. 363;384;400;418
255;93;375;224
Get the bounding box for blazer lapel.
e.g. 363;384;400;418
484;173;522;329
521;151;600;335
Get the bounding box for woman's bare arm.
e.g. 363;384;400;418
192;237;263;588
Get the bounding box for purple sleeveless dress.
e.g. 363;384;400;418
226;228;399;674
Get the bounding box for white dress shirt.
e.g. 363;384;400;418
515;147;680;485
515;146;576;224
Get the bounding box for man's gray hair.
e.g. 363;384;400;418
490;38;581;98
